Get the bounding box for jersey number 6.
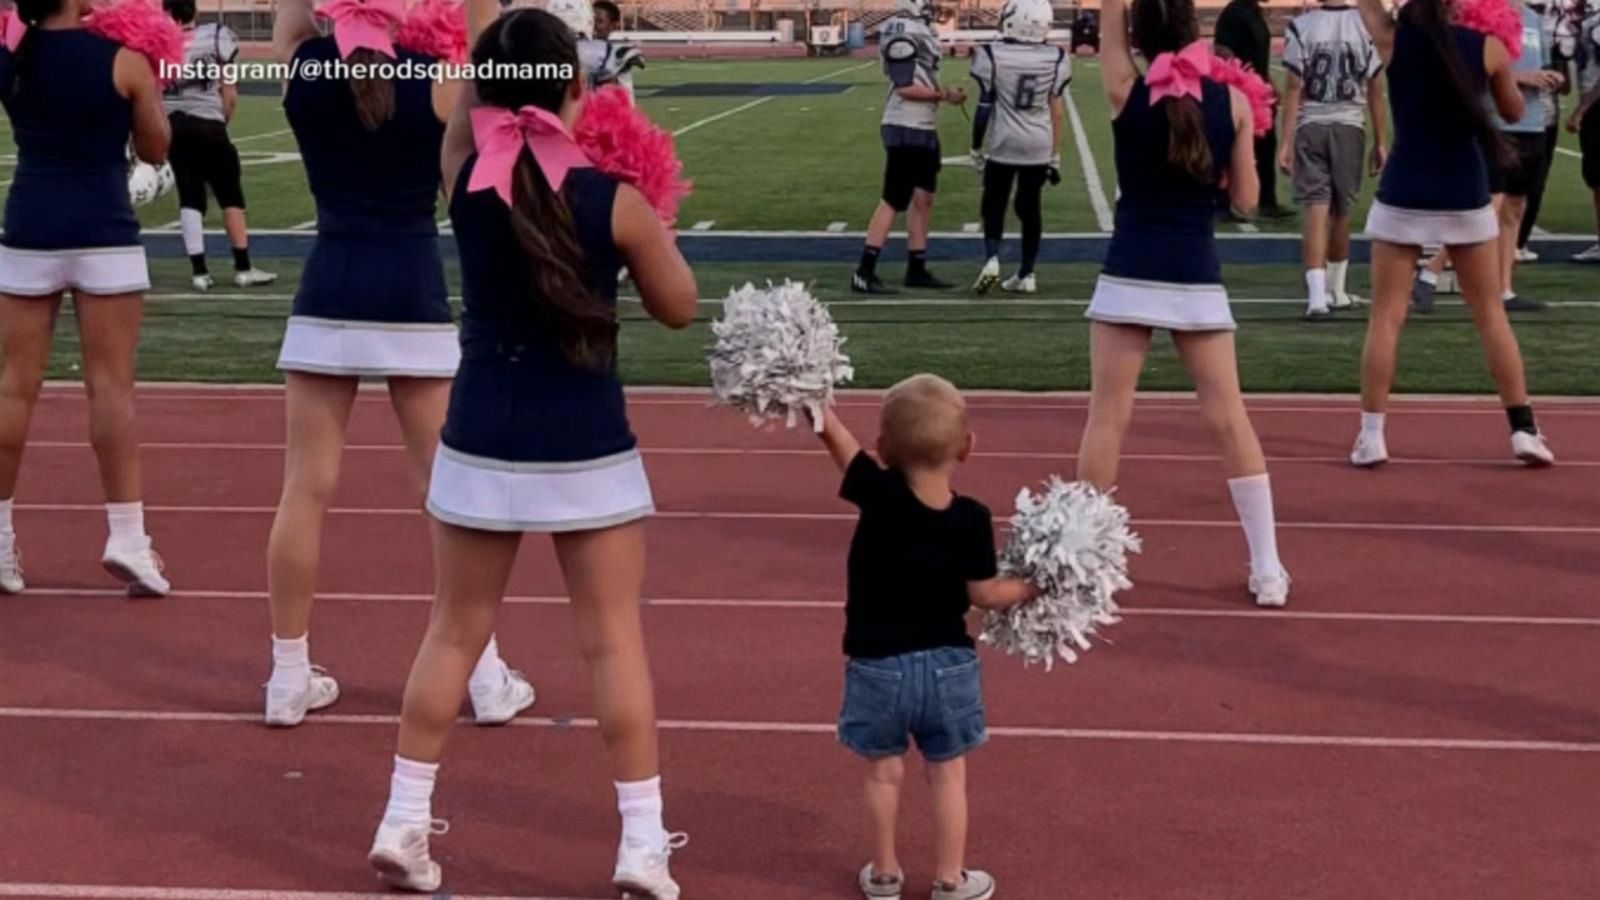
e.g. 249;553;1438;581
1014;74;1040;110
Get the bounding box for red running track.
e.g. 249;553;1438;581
1;387;1597;900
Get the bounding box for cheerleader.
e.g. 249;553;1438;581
1078;0;1290;608
264;0;531;728
0;0;173;597
367;8;697;895
1354;0;1555;466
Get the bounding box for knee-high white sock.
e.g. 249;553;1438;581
180;208;206;258
1227;474;1283;580
105;502;146;544
0;498;13;535
1328;259;1349;300
468;635;506;693
1360;411;1386;437
269;634;311;691
1305;268;1328;309
615;776;667;848
383;756;440;828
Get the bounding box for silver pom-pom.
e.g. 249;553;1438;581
708;281;854;431
980;478;1141;670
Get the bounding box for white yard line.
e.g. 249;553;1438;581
670;60;873;139
1063;87;1114;231
1555;147;1581;159
288;219;317;230
231;127;292;144
826;221;848;232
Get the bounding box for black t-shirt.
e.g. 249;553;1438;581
839;451;998;658
1215;0;1272;79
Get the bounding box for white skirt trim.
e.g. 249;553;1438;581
0;245;150;297
1086;275;1237;332
1365;201;1498;247
277;316;461;378
426;444;655;533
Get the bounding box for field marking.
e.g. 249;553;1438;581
158;226;1600;241
1064;87;1114;231
0;887;594;900
826;221;848;232
1;706;1594;753
690;220;716;230
21;587;1600;627
232;127;293;145
1555;147;1581;159
1237;221;1260;233
12;502;1598;533
669;61;872;138
962;222;981;233
288;219;317;230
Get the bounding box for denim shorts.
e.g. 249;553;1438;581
837;647;987;763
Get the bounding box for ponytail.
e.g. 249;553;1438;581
1403;0;1511;167
1164;96;1213;183
507;150;615;370
346;47;395;131
9;0;63;98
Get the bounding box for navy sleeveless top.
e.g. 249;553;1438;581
1377;22;1491;211
1102;78;1235;285
0;30;139;250
442;160;632;463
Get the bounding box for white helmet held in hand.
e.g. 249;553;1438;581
895;0;935;21
1000;0;1053;43
543;0;595;37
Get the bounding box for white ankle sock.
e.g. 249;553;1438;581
468;635;506;693
0;497;13;535
105;502;145;545
1227;474;1283;580
1328;259;1349;298
615;776;667;848
1360;411;1386;437
383;755;439;827
1305;268;1328;308
269;634;311;691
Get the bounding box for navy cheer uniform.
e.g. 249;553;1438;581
426;160;652;532
277;37;458;377
0;29;149;296
1365;22;1498;246
1087;78;1239;331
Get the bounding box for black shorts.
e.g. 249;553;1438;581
1583;106;1600;191
1491;132;1551;197
881;142;941;211
168;113;245;213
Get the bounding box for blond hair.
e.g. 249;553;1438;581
878;374;968;469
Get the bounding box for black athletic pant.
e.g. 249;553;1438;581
1256;127;1280;211
1518;125;1559;248
981;162;1048;274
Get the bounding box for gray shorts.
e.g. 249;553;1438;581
1293;123;1365;215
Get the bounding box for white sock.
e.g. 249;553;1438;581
1227;474;1283;580
1419;268;1439;287
383;755;439;828
1305;268;1328;308
269;634;311;691
0;497;13;535
1360;411;1386;437
1501;289;1515;302
105;502;146;544
468;635;506;694
1328;259;1349;298
615;776;667;849
180;208;205;258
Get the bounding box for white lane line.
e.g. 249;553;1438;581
12;502;1598;533
1064;87;1114;231
21;587;1600;627
0;886;592;900
232;127;293;144
2;706;1594;753
669;61;873;139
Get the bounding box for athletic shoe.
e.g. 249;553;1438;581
859;863;905;900
101;536;169;597
613;833;688;900
1502;295;1546;312
368;818;448;893
904;270;955;290
469;665;536;726
233;268;278;288
1249;570;1291;608
852;273;898;295
191;274;215;292
1000;273;1036;294
931;870;997;900
264;666;341;728
1571;244;1600;263
1410;278;1436;314
1515;246;1539;263
1305;302;1333;321
0;532;23;595
1511;430;1555;467
1350;430;1389;467
1329;291;1360;310
973;257;1001;294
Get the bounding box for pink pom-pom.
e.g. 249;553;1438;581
1453;0;1523;59
1207;51;1276;138
395;0;467;64
574;86;691;227
84;0;185;84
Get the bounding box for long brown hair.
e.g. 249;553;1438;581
1131;0;1213;183
347;47;396;131
1400;0;1511;166
8;0;65;98
473;9;615;370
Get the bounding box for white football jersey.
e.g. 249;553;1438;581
878;16;942;132
970;40;1070;165
163;23;240;122
1283;6;1382;130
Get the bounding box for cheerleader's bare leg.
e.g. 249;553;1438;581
1449;238;1552;464
1076;322;1151;490
1354;239;1421;466
0;293;62;594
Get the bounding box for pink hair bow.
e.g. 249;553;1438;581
316;0;405;59
2;8;27;53
1147;41;1212;106
467;105;593;207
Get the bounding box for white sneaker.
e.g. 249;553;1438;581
368;818;448;893
1350;430;1389;468
1249;570;1291;608
469;665;536;726
1000;273;1036;294
101;536;169;596
264;666;341;727
1571;244;1600;264
0;532;23;594
1515;247;1539;263
1511;430;1555;467
973;257;1000;294
1305;300;1332;320
233;268;278;287
1329;291;1358;310
190;274;215;292
613;833;688;900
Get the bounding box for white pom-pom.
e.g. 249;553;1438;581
707;280;854;431
127;161;173;207
980;478;1141;671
